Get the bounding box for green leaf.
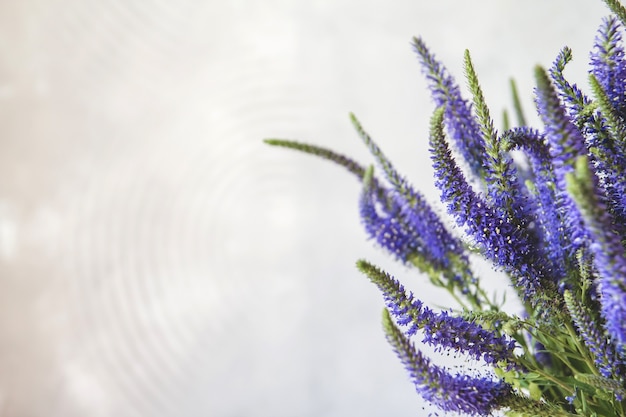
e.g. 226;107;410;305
510;78;527;126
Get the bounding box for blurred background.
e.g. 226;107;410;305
0;1;610;416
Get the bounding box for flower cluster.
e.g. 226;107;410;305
266;0;626;415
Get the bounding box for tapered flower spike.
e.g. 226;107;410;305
566;155;626;358
359;165;424;262
463;50;497;148
412;37;486;178
350;113;468;271
563;290;622;379
589;72;626;153
263;139;366;178
587;74;626;232
591;73;626;137
549;44;626;239
381;308;514;416
464;50;533;231
358;260;518;366
550;47;594;125
590;16;626;122
534;66;591;260
501;128;569;283
429;106;554;305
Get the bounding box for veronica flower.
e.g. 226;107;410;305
357;260;517;366
591;16;626;119
564;290;622;379
262;139;392;206
567;156;626;358
549;46;626;246
349;115;484;302
352;114;465;267
413;37;486;178
501;127;569;284
586;76;626;240
359;167;424;262
429;106;554;304
550;47;593;125
586;18;626;234
534;66;592;262
381;308;513;416
266;1;626;414
464;51;534;232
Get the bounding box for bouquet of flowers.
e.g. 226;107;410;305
266;0;626;415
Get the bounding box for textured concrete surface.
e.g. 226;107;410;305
0;1;609;416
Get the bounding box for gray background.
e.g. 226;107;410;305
0;1;609;416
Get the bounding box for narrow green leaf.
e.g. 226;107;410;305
510;78;527;126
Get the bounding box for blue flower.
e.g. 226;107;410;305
358;260;518;366
413;37;486;178
567;156;626;358
464;50;535;235
550;47;593;123
502;127;569;284
534;66;591;259
359;168;423;262
564;290;622;379
429;107;550;303
351;114;470;276
591;16;626;119
382;308;512;416
266;5;626;414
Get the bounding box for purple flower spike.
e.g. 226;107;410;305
359;166;423;262
503;127;570;284
591;16;626;119
548;48;626;240
534;66;591;258
564;290;622;379
351;114;466;271
429;107;547;302
588;18;626;232
584;108;626;238
550;47;593;123
382;308;512;416
358;260;518;366
567;156;626;358
413;37;486;178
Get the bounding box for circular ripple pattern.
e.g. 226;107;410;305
67;85;307;416
44;2;310;416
